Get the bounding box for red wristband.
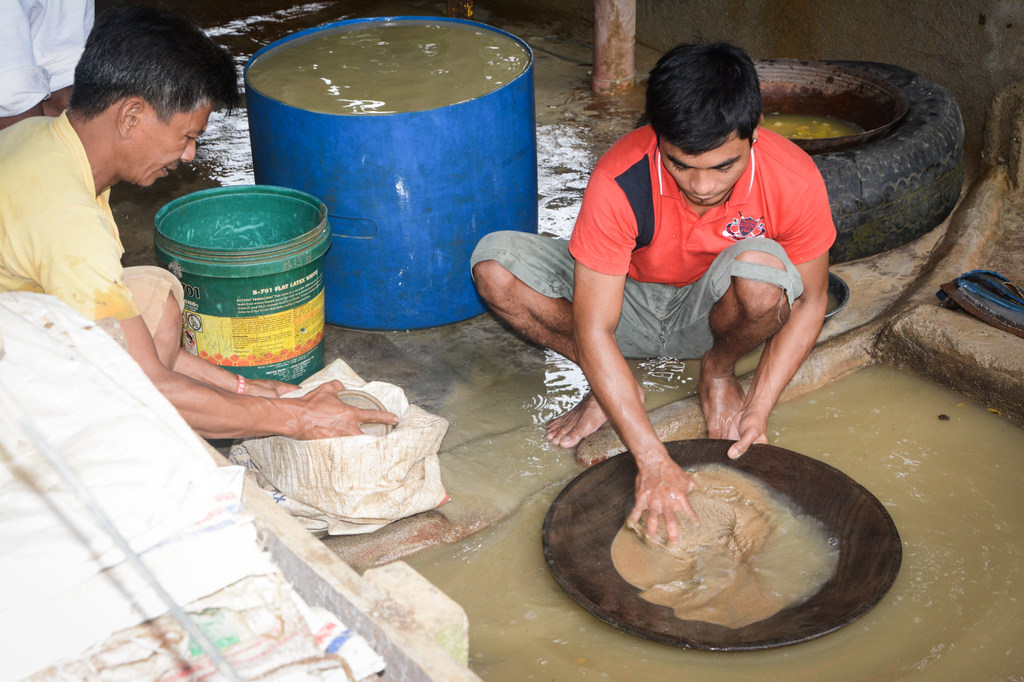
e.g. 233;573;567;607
236;375;246;394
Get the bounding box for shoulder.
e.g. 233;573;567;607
1;118;84;187
1;120;95;222
751;129;836;260
593;126;658;178
0;116;62;159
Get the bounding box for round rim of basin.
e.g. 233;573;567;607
542;439;902;651
825;271;850;321
756;59;909;154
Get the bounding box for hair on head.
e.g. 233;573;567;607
645;42;761;154
70;6;240;121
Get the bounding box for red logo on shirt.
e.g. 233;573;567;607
722;213;766;241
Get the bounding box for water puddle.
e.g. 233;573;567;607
407;365;1024;680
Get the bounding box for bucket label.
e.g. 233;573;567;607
185;289;325;370
237;268;322;315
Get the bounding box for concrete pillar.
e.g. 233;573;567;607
593;0;636;94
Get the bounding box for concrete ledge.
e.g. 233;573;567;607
875;303;1024;425
362;562;470;666
236;468;482;681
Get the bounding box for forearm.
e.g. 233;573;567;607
571;264;697;537
120;315;384;440
150;366;302;439
743;295;825;417
576;328;670;469
121;315;272;436
578;333;698;535
172;348;242;392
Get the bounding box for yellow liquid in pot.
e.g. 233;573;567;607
763;113;864;139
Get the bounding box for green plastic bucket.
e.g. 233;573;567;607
154;185;331;383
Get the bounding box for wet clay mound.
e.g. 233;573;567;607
543;439;902;650
612;466;838;629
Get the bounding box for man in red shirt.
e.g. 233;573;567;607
471;42;836;541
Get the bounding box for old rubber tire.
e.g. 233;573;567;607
815;61;964;264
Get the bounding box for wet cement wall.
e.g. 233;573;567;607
511;0;1024;164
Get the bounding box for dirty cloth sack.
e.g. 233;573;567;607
234;359;448;535
0;294;278;676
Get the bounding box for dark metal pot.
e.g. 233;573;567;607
756;59;908;153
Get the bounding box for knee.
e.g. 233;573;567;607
731;251;789;318
472;259;515;305
152;292;184;368
732;278;789;320
734;248;786;271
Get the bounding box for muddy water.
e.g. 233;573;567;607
406;365;1024;680
246;21;530;114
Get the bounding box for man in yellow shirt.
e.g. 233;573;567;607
0;6;396;440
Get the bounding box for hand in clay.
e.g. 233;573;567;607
628;454;700;544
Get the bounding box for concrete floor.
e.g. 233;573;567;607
100;0;1024;571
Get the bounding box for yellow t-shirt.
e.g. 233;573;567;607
0;113;138;321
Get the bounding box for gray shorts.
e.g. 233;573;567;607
470;231;803;359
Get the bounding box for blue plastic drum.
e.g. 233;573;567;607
244;16;538;330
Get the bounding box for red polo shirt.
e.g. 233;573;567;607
569;125;836;286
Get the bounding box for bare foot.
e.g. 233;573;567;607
546;380;646;448
698;360;746;439
546;391;608;448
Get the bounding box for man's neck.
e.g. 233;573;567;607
67;109;119;196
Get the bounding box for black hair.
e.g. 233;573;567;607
69;6;240;121
645;42;761;154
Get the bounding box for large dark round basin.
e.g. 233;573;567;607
542;439;902;650
756;59;908;153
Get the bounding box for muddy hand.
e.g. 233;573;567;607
726;407;770;459
628;457;699;544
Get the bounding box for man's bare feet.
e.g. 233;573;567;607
546;380;646;448
698;353;746;438
546;391;608;448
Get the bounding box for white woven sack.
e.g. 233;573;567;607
239;360;448;535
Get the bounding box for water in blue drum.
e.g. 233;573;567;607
246;22;531;114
